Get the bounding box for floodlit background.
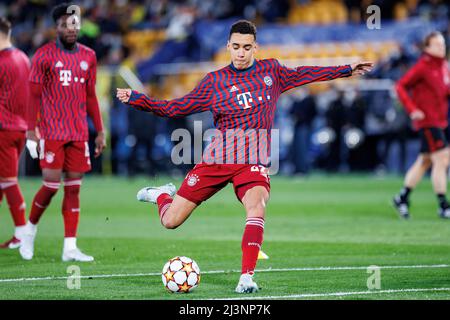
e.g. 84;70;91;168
3;0;449;178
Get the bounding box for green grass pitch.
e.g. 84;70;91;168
0;175;449;300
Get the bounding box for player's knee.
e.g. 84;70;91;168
442;152;450;167
162;222;180;230
66;172;84;180
243;196;268;218
161;217;180;230
43;173;62;182
420;156;432;168
432;152;449;168
245;202;266;218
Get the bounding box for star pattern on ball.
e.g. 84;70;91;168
164;270;175;282
182;262;193;274
178;282;191;292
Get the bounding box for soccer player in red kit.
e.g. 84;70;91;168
393;31;450;219
0;17;30;249
20;3;106;261
117;20;373;292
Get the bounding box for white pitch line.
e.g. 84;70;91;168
213;287;450;300
254;264;450;273
0;264;448;283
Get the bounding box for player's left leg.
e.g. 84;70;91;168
231;164;271;293
393;153;432;219
60;171;94;261
430;147;450;218
235;185;269;293
60;141;94;262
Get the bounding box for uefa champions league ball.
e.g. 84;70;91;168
162;256;201;293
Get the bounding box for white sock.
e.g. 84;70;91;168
15;225;27;239
26;221;37;234
64;237;77;251
240;273;253;282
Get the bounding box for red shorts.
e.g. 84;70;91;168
0;130;26;178
177;164;271;205
39;140;91;173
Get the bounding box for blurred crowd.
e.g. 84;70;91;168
2;0;449;63
281;27;450;176
1;0;450;177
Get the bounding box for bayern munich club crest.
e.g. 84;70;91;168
187;174;200;187
45;151;55;164
80;61;89;71
264;75;273;87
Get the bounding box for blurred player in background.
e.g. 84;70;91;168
117;20;373;293
20;3;106;261
0;17;30;249
393;31;450;219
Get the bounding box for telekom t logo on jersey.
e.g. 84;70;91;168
60;70;72;86
237;92;253;109
236;91;271;109
59;69;86;86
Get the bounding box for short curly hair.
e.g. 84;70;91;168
229;20;257;41
51;3;74;23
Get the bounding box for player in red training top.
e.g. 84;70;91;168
19;3;106;262
393;31;450;219
117;20;373;293
0;17;30;249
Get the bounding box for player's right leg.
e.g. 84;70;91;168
0;178;27;249
137;164;229;229
60;171;94;262
393;154;431;219
137;184;198;229
159;194;198;229
59;140;96;262
20;168;62;260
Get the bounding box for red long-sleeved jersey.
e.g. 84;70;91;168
28;39;103;141
128;59;352;164
396;53;450;130
0;47;30;131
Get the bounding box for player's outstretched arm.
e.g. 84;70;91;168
116;88;132;103
116;74;213;118
276;60;373;92
349;61;374;76
116;87;172;115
